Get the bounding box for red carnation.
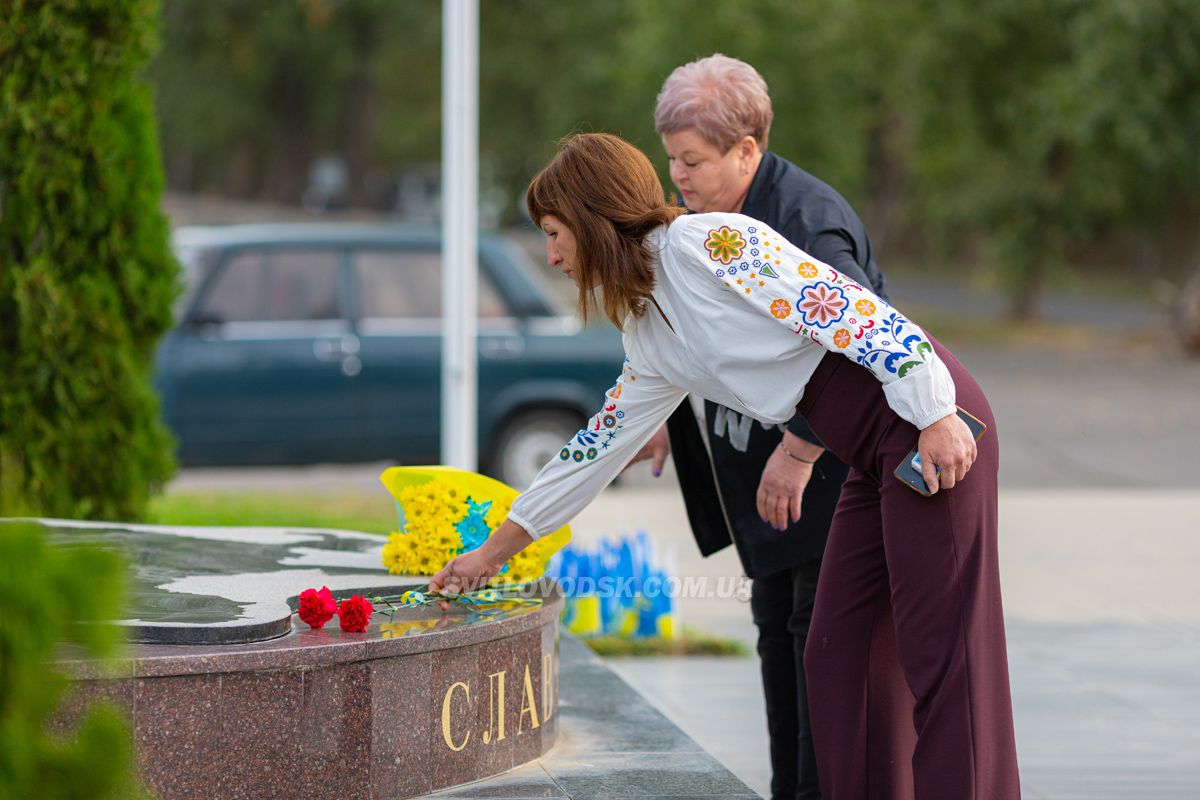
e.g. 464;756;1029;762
298;586;337;629
337;595;374;633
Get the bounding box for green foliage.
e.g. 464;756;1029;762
0;0;179;518
147;0;1200;315
905;0;1200;315
0;522;143;800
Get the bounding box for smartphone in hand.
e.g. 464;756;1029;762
893;407;987;496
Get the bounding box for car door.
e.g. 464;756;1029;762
170;245;359;464
350;245;522;463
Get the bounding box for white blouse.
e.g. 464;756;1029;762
508;211;956;540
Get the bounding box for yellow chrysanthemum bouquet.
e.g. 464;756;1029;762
378;466;570;584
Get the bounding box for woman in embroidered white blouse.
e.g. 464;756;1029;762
431;133;1021;799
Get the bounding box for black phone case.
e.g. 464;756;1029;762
893;407;987;496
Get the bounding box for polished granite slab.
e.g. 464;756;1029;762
20;515;567;798
11;517;422;643
51;585;564;799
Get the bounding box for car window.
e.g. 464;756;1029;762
195;248;342;322
171;242;217;322
354;249;509;319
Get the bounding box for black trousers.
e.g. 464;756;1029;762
751;558;823;800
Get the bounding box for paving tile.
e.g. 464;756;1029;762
507;629;545;769
423;763;565;798
430;643;485;792
46;677;134;740
134;673;220;800
545;751;752;798
298;662;372;800
371;652;435;800
214;668;303;799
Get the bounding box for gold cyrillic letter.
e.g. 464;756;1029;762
542;651;555;721
518;663;540;732
483;670;507;744
441;681;471;751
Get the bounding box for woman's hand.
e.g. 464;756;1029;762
427;519;535;608
917;412;977;494
624;425;671;477
756;433;821;529
428;549;503;597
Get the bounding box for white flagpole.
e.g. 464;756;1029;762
441;0;479;471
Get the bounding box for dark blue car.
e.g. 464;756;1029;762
156;223;625;488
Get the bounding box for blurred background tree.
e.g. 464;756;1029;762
0;0;179;519
148;0;1200;318
905;0;1200;317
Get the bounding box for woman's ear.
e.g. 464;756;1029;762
737;135;760;173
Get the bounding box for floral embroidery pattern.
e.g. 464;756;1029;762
853;311;933;376
560;360;636;462
704;226;747;265
700;217;937;391
797;281;848;328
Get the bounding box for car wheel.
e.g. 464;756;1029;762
489;409;583;490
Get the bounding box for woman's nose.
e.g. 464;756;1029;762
668;160;686;187
546;241;562;267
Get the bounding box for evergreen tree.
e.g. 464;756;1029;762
0;0;179;518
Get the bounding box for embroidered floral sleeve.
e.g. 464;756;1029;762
686;213;956;429
508;354;687;540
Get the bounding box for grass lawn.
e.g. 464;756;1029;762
584;629;750;657
147;491;395;535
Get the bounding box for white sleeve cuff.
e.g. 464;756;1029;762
881;350;957;429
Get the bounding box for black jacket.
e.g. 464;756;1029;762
667;151;888;578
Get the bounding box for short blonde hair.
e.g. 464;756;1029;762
654;53;773;152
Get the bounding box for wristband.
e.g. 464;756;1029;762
778;441;817;465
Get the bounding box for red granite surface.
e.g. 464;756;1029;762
52;594;562;800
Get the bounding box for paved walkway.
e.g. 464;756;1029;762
577;485;1200;799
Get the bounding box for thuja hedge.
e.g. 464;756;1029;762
0;523;144;799
0;0;179;519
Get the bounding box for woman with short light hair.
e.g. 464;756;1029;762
651;53;904;800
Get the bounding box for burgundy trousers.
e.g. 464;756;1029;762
798;340;1021;800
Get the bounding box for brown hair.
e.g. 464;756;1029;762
526;133;686;329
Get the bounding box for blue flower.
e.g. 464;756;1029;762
466;498;493;517
455;512;492;551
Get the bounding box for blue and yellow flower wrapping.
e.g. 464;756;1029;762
378;466;571;582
